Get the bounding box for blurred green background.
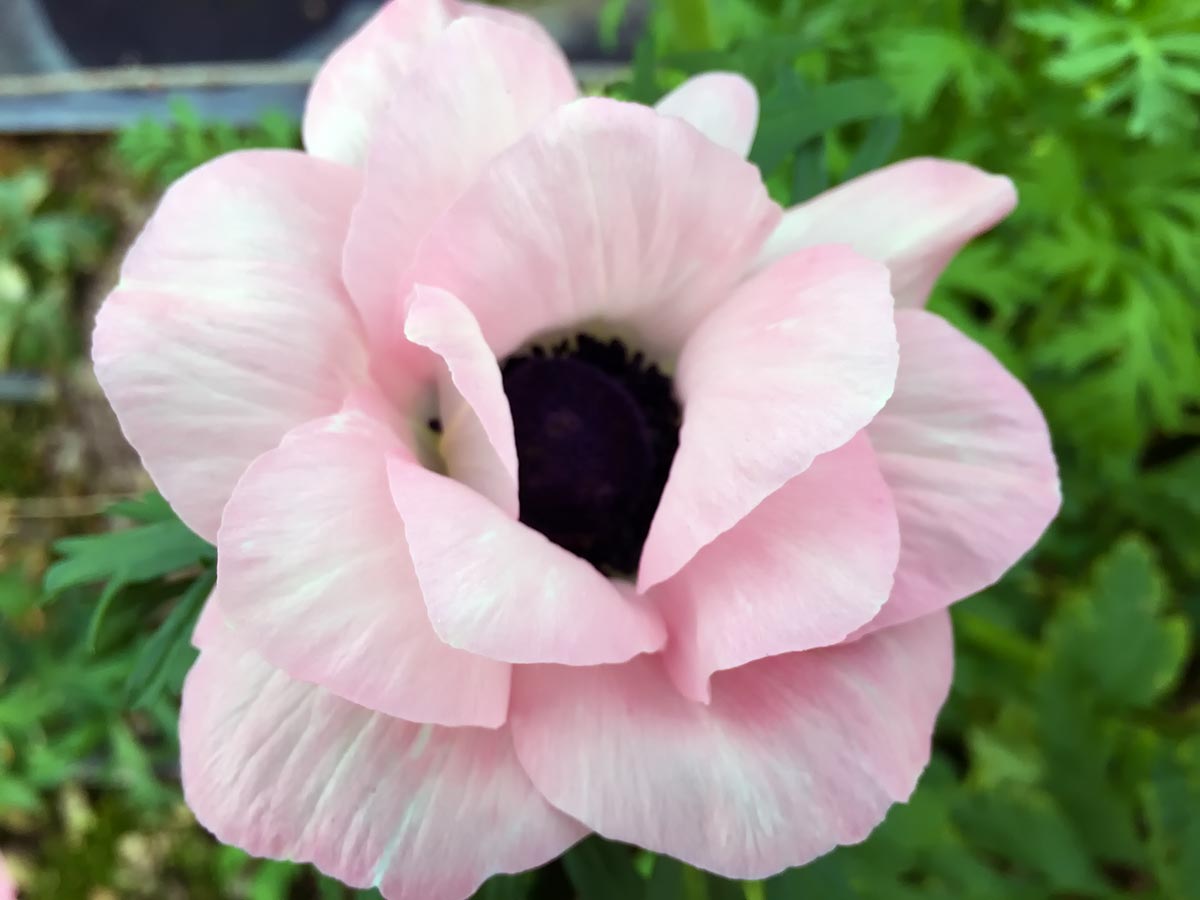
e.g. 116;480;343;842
2;0;1199;897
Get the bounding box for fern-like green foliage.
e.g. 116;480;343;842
1018;5;1200;144
114;99;300;188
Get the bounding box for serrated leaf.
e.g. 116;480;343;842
1035;680;1144;864
46;517;214;596
1046;537;1191;708
1045;41;1132;82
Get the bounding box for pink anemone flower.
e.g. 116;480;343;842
92;1;1060;897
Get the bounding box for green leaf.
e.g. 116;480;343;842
472;872;535;900
1036;680;1143;864
45;517;214;596
84;574;127;651
646;857;686;899
1046;537;1191;708
0;565;39;617
789;138;828;203
563;838;645;900
0;772;42;813
706;876;747;900
1142;736;1200;897
753;79;897;174
598;0;635;50
664;0;716;52
1045;41;1132;82
751;79;893;173
764;853;855;900
876;27;1009;116
105;491;175;523
124;568;215;709
953;788;1105;892
844;116;901;180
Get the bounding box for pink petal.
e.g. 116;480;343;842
92;151;368;541
343;17;576;349
511;612;953;879
656;434;899;702
216;407;511;728
457;0;565;50
302;0;454;166
409;97;780;358
0;851;14;900
182;639;586;900
404;286;519;517
191;587;227;650
655;72;759;158
757;158;1017;308
858;311;1059;634
639;245;898;591
387;459;666;666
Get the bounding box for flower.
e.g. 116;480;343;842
92;1;1060;897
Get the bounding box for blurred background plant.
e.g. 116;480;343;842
1;0;1198;896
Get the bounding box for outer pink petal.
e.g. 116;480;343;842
343;17;576;348
639;245;898;591
387;459;666;666
858;311;1059;634
404;286;519;517
656;434;899;702
457;1;564;50
409;97;780;358
757;158;1016;308
655;72;759;158
511;612;953;879
182;639;586;900
0;851;14;900
303;0;454;166
191;587;226;650
93;151;368;541
216;408;511;728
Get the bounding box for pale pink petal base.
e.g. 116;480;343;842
405;286;519;516
757;157;1016;308
92;150;367;541
655;72;759;158
639;245;898;591
656;434;899;702
388;460;666;666
182;638;586;900
511;612;953;879
216;408;511;728
859;310;1060;634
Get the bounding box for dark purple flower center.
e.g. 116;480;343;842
501;335;681;576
